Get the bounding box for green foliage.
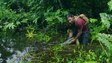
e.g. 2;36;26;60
89;18;97;23
97;33;112;52
28;44;110;63
36;32;51;43
108;0;112;11
89;13;112;41
89;12;112;62
84;61;97;63
44;9;68;25
25;26;36;39
96;13;112;48
3;22;16;30
100;13;111;29
89;18;100;41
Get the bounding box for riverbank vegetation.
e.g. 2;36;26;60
0;0;112;63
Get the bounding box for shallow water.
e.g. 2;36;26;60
0;36;34;63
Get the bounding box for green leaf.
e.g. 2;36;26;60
33;17;39;24
89;18;97;23
84;61;97;63
4;22;16;30
108;0;112;11
21;19;28;23
97;33;112;51
100;13;110;29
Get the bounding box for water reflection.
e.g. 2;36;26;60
6;47;32;63
0;37;33;63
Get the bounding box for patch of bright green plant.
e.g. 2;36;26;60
36;32;51;43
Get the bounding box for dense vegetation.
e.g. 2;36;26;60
0;0;112;63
